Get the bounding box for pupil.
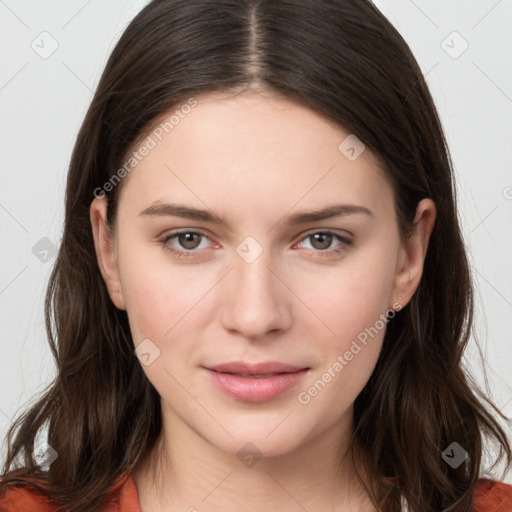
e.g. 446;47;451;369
313;233;331;249
180;233;200;249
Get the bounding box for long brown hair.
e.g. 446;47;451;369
1;0;510;510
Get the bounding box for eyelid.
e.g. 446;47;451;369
160;228;353;260
297;228;353;243
160;228;352;245
160;228;218;248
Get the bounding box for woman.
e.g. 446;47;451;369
1;0;511;511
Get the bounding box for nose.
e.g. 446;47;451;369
220;244;293;341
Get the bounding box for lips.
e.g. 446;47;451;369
227;373;282;378
206;361;307;376
203;361;310;402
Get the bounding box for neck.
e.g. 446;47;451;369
132;403;381;512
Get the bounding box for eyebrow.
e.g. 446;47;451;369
139;201;373;229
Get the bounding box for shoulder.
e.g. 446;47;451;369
0;470;140;512
473;478;512;511
0;482;58;512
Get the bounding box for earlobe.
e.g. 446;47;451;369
391;198;436;309
89;197;127;310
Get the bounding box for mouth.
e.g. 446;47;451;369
203;365;310;403
205;361;308;375
210;370;299;378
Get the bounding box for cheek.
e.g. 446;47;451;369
302;251;397;343
294;251;396;408
120;259;204;345
119;256;211;396
115;231;182;335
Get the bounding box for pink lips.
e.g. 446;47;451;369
203;361;309;403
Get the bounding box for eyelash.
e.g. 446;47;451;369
159;229;353;259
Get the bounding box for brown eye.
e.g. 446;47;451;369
176;232;202;250
160;230;214;259
296;230;353;258
309;232;333;251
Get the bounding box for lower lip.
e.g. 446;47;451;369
204;368;309;403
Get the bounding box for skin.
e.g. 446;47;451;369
90;89;436;511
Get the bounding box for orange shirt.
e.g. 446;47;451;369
1;472;512;511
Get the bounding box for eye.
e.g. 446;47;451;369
160;230;215;259
295;230;353;257
159;229;353;259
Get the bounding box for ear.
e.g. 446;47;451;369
90;197;127;310
391;198;436;309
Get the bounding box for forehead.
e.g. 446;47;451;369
117;91;392;219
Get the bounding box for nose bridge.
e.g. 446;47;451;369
221;235;289;337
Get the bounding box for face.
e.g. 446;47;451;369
91;90;434;460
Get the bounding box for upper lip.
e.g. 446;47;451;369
205;361;308;375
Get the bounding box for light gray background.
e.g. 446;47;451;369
1;0;511;481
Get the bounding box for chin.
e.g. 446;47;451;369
198;422;307;461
